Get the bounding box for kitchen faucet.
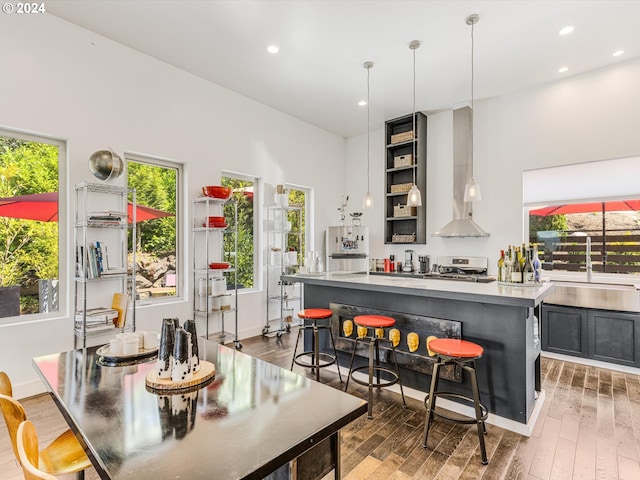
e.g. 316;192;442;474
586;236;593;283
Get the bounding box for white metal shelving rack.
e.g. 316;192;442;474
264;205;303;338
192;196;241;349
73;182;136;349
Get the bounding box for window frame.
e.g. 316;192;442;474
125;151;184;306
221;170;261;294
524;157;640;281
284;183;312;261
0;126;67;323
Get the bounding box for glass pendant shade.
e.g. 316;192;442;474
464;177;482;202
362;191;374;209
406;184;422;207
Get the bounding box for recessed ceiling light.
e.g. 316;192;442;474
559;25;574;35
558;66;569;73
358;100;367;107
267;45;279;54
613;50;625;57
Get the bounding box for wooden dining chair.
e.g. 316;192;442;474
0;370;12;396
0;392;90;478
17;420;58;480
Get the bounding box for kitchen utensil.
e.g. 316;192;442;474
202;186;232;199
207;216;225;224
403;249;414;272
418;255;430;273
209;262;231;270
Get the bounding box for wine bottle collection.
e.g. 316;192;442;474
497;243;542;285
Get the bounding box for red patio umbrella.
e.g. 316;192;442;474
529;200;640;216
0;192;173;223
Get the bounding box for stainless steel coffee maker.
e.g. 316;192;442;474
418;255;430;273
403;250;414;272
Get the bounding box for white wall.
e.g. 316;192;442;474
346;58;640;272
0;14;345;397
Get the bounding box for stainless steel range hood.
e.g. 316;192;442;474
433;106;489;238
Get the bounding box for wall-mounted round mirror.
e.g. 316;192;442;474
88;149;124;181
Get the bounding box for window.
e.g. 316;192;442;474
285;185;309;265
126;154;181;301
528;200;640;274
222;173;258;290
0;129;64;318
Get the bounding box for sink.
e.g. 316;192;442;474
544;281;640;312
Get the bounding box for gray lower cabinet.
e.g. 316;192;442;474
542;304;640;367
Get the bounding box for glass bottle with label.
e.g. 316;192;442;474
523;249;535;284
532;245;542;283
511;248;523;283
497;250;505;282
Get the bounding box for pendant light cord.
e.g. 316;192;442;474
412;43;416;186
470;17;474;178
367;65;371;192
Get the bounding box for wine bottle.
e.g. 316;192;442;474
532;245;542;283
523;249;535;284
497;250;505;282
511;249;523;283
519;243;527;271
505;246;513;283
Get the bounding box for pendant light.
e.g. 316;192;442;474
362;61;374;209
406;40;422;207
463;14;482;202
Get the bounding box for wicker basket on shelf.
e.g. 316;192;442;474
390;183;413;193
391;233;416;243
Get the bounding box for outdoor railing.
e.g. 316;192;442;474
531;229;640;275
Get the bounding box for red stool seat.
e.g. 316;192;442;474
354;315;395;329
429;338;483;358
298;308;333;320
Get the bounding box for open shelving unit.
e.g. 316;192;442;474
192;196;241;349
384;112;427;244
73;182;136;348
264;205;303;338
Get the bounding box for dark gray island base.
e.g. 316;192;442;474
283;272;554;435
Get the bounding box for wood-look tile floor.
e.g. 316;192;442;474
2;329;640;480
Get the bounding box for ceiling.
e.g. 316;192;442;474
47;1;640;138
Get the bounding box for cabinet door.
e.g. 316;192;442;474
588;310;640;367
541;305;588;357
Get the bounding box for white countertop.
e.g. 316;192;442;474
283;272;553;308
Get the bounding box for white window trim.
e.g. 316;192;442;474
125;151;184;306
0;125;67;323
284;183;313;256
221;170;261;294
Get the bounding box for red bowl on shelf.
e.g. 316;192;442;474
202;222;228;229
202;186;232;199
209;262;231;270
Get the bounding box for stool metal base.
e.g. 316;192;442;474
290;316;342;383
345;332;406;419
422;356;488;465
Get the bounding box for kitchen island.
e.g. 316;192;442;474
282;272;554;435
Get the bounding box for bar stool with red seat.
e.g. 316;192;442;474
344;314;406;419
422;338;489;465
291;308;342;383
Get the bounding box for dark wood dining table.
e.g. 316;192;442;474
32;337;367;479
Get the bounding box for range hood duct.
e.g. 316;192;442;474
433;106;489;238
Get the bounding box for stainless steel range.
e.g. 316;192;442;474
424;256;496;283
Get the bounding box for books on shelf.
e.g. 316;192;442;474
75;307;119;332
76;241;126;279
112;293;129;328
